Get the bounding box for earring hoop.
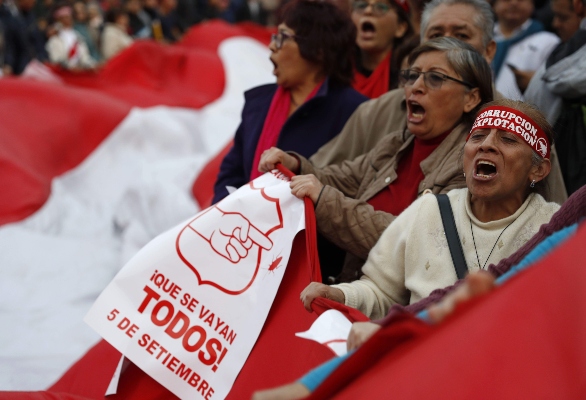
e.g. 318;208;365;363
530;180;536;188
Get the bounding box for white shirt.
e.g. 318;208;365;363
494;20;560;100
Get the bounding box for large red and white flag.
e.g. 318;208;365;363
0;21;276;391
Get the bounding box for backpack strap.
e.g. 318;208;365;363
436;194;468;280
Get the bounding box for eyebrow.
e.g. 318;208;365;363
427;24;473;33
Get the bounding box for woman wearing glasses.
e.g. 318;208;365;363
259;38;493;282
211;0;367;204
351;0;414;98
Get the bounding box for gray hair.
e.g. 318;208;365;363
407;37;494;126
420;0;495;48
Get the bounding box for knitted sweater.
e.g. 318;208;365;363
333;188;560;319
375;184;586;325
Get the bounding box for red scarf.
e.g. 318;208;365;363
249;82;323;180
352;51;391;99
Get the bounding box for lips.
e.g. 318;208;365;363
361;21;376;33
474;159;498;180
357;19;377;40
270;57;278;76
407;100;426;123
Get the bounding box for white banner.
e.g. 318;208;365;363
84;170;305;399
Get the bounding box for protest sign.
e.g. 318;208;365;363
84;170;305;399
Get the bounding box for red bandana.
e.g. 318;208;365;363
468;106;550;159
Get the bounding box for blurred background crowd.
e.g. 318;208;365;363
0;0;580;76
0;0;286;74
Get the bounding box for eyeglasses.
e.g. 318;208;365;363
270;31;301;50
399;69;475;89
352;1;392;16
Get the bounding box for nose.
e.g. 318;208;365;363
362;2;374;15
268;38;277;52
411;73;427;92
478;130;499;152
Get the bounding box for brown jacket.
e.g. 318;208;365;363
310;88;568;205
296;122;470;281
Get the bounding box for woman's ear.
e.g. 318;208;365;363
394;20;409;39
463;88;481;113
530;158;552;184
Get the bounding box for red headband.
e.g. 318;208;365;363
468;106;550;159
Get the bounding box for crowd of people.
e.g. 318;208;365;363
0;0;286;74
203;0;584;397
2;0;585;395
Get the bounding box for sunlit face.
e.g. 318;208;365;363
423;4;492;62
268;24;322;89
352;0;408;54
404;51;479;140
493;0;534;29
463;128;537;205
551;0;581;42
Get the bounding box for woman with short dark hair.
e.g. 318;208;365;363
212;0;368;205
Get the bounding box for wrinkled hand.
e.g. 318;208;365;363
258;147;299;173
300;282;345;312
346;322;381;351
290;175;324;204
426;270;496;324
511;68;535;93
193;207;273;263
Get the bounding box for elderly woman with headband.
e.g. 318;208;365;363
212;0;367;204
253;98;561;400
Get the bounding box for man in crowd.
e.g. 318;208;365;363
551;0;582;41
492;0;559;99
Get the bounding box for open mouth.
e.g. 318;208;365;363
270;58;277;74
407;100;425;122
475;160;497;179
360;21;376;33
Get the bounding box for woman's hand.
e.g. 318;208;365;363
300;282;345;312
258;147;299;173
346;322;381;351
290;175;324;204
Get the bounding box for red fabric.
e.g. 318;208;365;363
311;223;586;399
67;40;79;61
0;79;131;226
0;21;270;226
352;52;391;99
249;86;291;181
44;231;333;399
276;163;322;282
367;131;450;215
192;140;233;209
250;82;323;180
311;297;370;323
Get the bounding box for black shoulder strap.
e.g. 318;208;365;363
436;194;468;280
